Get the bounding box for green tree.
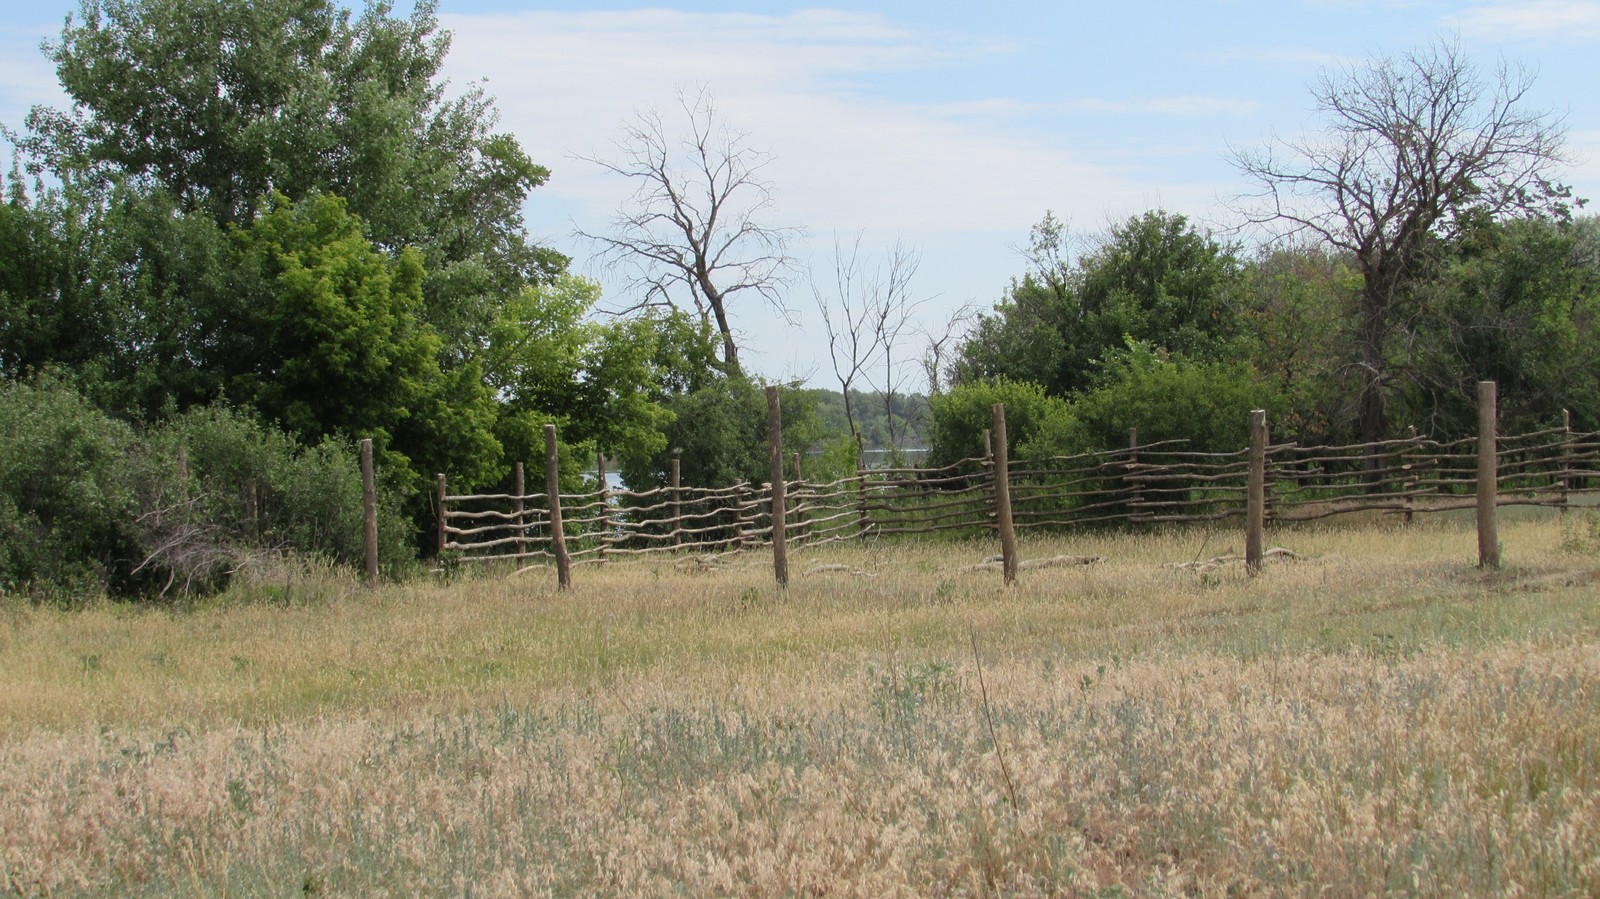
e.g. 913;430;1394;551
953;210;1245;397
1400;215;1600;435
1025;343;1287;458
1233;39;1572;444
15;0;564;365
230;191;501;491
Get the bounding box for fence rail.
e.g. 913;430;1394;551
435;392;1600;585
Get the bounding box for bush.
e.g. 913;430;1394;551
0;378;410;600
1025;343;1287;458
0;378;139;599
135;405;415;593
924;378;1071;470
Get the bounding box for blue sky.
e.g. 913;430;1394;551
4;1;1598;391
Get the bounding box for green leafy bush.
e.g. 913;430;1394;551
924;378;1071;470
0;378;410;600
0;378;139;598
1025;343;1287;458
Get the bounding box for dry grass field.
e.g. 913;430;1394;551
3;511;1600;896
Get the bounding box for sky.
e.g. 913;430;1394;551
3;0;1598;392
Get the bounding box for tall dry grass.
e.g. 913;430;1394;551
3;512;1599;895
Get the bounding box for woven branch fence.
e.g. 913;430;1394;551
427;384;1600;587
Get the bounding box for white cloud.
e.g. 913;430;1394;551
440;9;1218;235
436;8;1240;385
1446;1;1600;41
1063;96;1260;117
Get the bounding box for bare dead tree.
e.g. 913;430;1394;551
577;88;800;375
812;233;882;460
868;241;929;453
1231;38;1571;446
919;301;977;398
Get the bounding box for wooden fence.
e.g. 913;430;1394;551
430;386;1600;587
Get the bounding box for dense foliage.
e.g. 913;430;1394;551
0;379;408;601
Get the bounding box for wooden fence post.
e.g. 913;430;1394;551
734;480;750;550
1478;381;1500;569
790;451;806;546
1401;426;1419;526
1560;408;1572;514
1246;409;1267;576
1127;426;1142;523
855;455;870;538
436;473;448;556
513;462;527;564
992;403;1019;586
360;438;377;588
545;424;572;588
596;452;610;564
767;386;788;586
670;454;682;549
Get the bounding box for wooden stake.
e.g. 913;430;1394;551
670;455;681;549
767;386;788;586
1478;381;1500;569
1559;408;1572;514
435;473;447;557
596;452;610;564
992;403;1018;586
1127;426;1142;521
545;424;571;588
513;462;526;564
1246;409;1267;575
360;438;377;588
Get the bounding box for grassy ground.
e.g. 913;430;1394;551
3;512;1599;896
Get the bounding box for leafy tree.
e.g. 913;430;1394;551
1239;243;1362;442
13;0;565;378
0;377;139;598
1233;38;1573;444
231;191;501;491
616;376;823;491
953;210;1245;397
1400;215;1600;435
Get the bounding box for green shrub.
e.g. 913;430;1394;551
1025;342;1287;458
0;378;412;600
925;378;1071;470
0;378;139;599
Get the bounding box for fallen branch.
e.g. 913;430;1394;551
802;563;877;577
1164;547;1303;572
955;554;1105;574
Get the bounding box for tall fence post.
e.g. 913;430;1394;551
767;386;788;586
436;473;448;557
513;462;527;564
1560;408;1572;514
596;452;610;564
790;451;806;546
1478;381;1500;569
545;424;572;588
855;454;870;538
1127;426;1142;523
1246;410;1268;575
670;454;682;549
731;481;747;550
992;403;1019;586
1401;426;1419;526
360;438;377;588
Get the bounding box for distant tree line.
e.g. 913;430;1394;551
928;40;1595;468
